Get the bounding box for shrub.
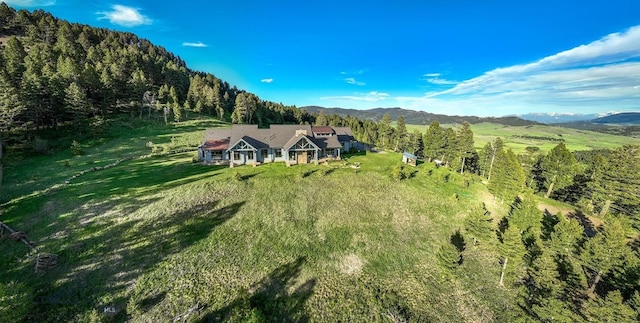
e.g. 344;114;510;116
70;140;84;156
392;164;405;181
233;171;243;181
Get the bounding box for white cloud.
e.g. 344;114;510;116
97;5;152;27
425;77;458;85
321;91;389;102
345;77;366;86
182;41;208;48
261;78;274;83
3;0;55;6
395;25;640;116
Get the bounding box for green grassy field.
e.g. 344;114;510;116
407;122;640;153
0;118;527;322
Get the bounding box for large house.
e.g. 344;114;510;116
198;125;357;166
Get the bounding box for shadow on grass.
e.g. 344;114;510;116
200;256;316;322
27;199;245;321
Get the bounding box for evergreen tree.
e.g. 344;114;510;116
489;148;525;204
456;122;475;174
589;145;640;218
378;113;393;148
314;110;329;126
395;116;408;152
436;241;462;272
508;196;543;235
64;81;92;129
464;203;493;244
539;143;579;198
580;218;631;294
3;36;27;87
584;291;636;323
423;121;444;161
408;130;424;157
499;225;527;286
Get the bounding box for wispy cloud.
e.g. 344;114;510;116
261;78;274;83
97;5;153;27
345;77;366;86
182;41;208;48
395;25;640;116
322;91;389;102
3;0;55;6
425;77;458;85
341;69;368;75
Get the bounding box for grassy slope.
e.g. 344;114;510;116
2;118;520;321
407;122;640;153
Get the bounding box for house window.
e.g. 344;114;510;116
289;151;296;160
248;151;254;160
275;149;282;158
233;151;240;160
261;149;268;159
212;151;223;159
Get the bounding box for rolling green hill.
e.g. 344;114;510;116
407;122;640;153
1;117;514;321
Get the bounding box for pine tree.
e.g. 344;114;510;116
508;195;543;235
589;145;640;217
584;291;636;323
456;122;475;174
499;225;527;286
489;149;525;204
3;36;27;87
395;116;408;152
408;130;424;157
64;81;91;129
437;241;462;272
464;203;493;244
423;121;444;161
580;218;631;295
539;143;579;198
378;113;393;148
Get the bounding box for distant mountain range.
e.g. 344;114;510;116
302;106;640;128
591;112;640;124
517;113;603;124
301;106;538;126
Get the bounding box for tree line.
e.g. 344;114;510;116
0;4;313;142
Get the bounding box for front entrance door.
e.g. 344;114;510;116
298;151;308;164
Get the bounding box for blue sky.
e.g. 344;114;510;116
4;0;640;116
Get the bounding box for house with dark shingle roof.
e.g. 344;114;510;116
198;125;357;165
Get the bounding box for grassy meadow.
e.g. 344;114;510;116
406;122;640;153
0;117;525;322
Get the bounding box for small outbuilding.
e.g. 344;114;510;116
402;152;417;166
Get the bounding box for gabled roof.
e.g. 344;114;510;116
283;134;320;151
228;125;269;150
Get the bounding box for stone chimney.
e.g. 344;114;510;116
295;129;308;136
